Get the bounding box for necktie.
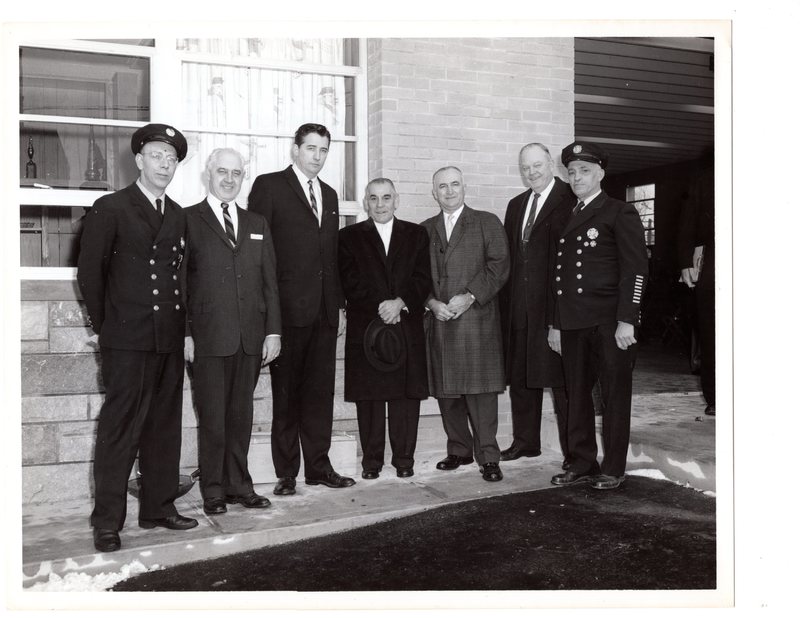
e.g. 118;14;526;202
307;180;319;219
572;200;585;216
445;213;456;241
221;202;236;246
156;198;163;217
521;193;540;245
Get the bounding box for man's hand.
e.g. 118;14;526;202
337;308;347;337
547;326;561;355
184;335;195;363
680;267;698;288
428;299;456;322
615;321;637;350
378;298;405;325
446;293;475;319
262;336;281;366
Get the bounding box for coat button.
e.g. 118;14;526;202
577;288;583;294
559;238;565;244
576;261;582;267
556;265;561;269
153;289;159;295
173;274;177;280
555;276;561;282
584;241;589;247
577;249;583;254
577;274;582;279
557;290;562;295
172;246;177;251
149;259;155;265
577;236;582;241
175;304;181;310
151;274;157;280
153;305;160;311
557;251;563;257
152;245;157;250
174;289;179;295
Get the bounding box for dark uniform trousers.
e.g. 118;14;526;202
356;399;420;471
91;347;183;531
561;323;636;477
192;344;261;499
269;302;337;480
438;393;500;466
508;326;569;457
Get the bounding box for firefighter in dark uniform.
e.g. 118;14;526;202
78;123;198;553
548;141;648;491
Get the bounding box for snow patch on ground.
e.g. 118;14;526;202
27;560;159;592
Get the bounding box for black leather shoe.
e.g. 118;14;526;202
305;470;356;488
436;455;474;470
396;467;414;478
361;469;380;480
139;514;198;530
482;462;503;482
705;404;716;416
590;474;625;490
93;527;121;552
500;445;542;461
203;497;227;515
550;471;596;486
273;477;297;496
226;492;271;508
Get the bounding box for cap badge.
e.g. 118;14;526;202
573;145;582;154
166;127;175;137
587;228;599;240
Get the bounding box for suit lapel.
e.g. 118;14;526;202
235;206;250;247
130;184;162;237
509;190;530;246
531;181;564;232
363;217;387;261
444;206;470;263
198;200;233;248
283;165;318;224
562;192;606;236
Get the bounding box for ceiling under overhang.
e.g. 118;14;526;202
574;37;714;176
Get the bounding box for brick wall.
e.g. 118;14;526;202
367;37;575;223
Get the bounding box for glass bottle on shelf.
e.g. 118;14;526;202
25;137;37;179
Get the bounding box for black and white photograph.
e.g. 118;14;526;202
2;1;795;614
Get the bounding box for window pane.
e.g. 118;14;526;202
182;63;353;135
85;39;155;47
171;133;348;207
20;47;150;121
20;205;86;267
177;38;358;66
20;121;139;190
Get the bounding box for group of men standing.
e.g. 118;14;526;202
78;120;648;554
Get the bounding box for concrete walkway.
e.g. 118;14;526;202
21;383;715;588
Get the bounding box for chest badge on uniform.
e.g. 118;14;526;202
587;228;599;240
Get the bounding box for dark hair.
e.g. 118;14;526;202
294;123;331;147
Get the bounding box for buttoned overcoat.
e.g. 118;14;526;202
77;182;187;353
338;218;432;401
421;206;510;397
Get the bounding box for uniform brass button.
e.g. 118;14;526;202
584;241;589;247
149;259;155;265
153;289;159;295
559;239;565;244
577;288;583;294
172;246;177;251
153;305;160;311
577;249;583;254
576;261;582;267
173;274;177;280
557;252;563;257
577;274;582;279
151;274;157;280
555;276;561;282
152;245;157;250
577;236;582;241
174;289;179;295
556;265;562;269
557;290;562;295
175;304;181;310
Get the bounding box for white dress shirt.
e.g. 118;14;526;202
136;179;165;212
374;217;394;254
206;194;240;238
444;205;465;240
521;176;555;233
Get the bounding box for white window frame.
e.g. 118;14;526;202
18;38;368;279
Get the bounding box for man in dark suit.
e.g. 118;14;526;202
78;123;198;553
339;178;431;479
549;141;649;491
421;166;510;483
678;153;715;416
247;123;354;495
184;148;281;516
499;143;572;467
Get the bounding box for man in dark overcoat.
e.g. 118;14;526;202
549;141;649;491
247;123;354;495
499;143;572;467
421;166;510;482
77;123;198;553
339;178;432;479
183;148;281;516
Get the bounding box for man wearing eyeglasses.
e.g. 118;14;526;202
78;123;198;554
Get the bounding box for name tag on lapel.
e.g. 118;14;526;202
250;233;263;240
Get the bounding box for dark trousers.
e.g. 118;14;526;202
91;347;184;531
561;323;636;477
508;328;569;458
696;248;715;406
356;399;421;471
192;344;261;499
437;393;500;466
269;306;337;479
